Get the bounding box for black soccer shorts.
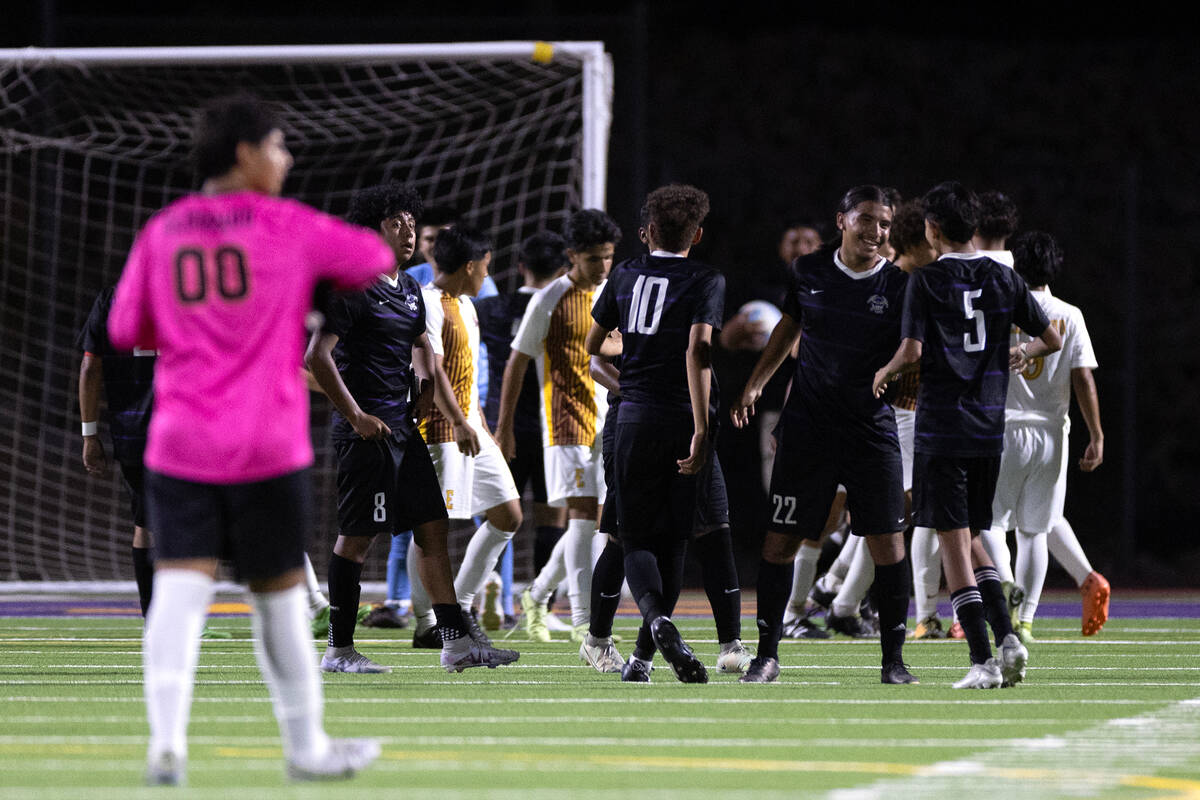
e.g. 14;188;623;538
335;432;448;537
117;458;147;529
911;452;1001;533
507;425;548;504
613;421;700;552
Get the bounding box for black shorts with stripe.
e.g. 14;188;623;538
911;452;1001;532
335;432;448;537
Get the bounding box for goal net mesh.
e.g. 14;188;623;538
0;46;607;585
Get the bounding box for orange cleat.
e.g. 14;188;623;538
1080;571;1110;636
948;620;965;639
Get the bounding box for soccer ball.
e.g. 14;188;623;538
739;300;783;333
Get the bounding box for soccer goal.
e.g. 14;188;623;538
0;42;613;589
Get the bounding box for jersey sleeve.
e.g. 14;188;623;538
78;289;110;354
511;284;554;358
781;267;804;322
693;271;726;330
1068;306;1098;370
899;270;929;342
298;204;393;291
1010;273;1050;338
108;231;157;352
592;273;620;332
423;288;445;357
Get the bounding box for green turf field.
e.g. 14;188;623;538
2;613;1198;799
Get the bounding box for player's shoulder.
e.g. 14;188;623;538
532;274;573;306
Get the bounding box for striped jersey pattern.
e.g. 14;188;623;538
543;284;600;445
421;292;475;445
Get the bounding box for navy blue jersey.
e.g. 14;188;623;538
474;288;541;433
323;273;426;441
902;254;1050;456
77;287;155;463
592;254;725;427
780;248;908;448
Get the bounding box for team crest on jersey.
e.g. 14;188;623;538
867;294;889;315
403;293;420;312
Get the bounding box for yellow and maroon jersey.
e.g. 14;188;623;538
420;286;482;445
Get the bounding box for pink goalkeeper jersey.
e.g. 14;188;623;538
108;191;392;483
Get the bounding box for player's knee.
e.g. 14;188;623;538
488;502;522;533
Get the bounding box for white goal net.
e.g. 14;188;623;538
0;42;612;587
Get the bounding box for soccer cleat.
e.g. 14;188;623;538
320;646;391;674
356;604;371;625
1081;571;1110;636
1017;620;1036;645
440;634;519;672
998;632;1028;687
826;613;878;639
481;578;503;631
649;617;708;684
411;625;442;649
580;634;624;674
464;607;494;646
910;614;947;640
145;750;185;786
310;604;331;639
621;655;653;683
569;623;589;643
953;658;1003;689
286;738;381;781
200;625;233;640
807;583;836;614
543;610;573;632
520;588;551;643
881;661;919;684
716;639;753;674
1007;583;1026;631
782;615;832;639
738;656;780;683
361;603;409;629
948;620;965;639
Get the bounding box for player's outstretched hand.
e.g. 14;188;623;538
871;367;891;398
730;387;760;429
82;436;109;477
352;412;391;440
677;432;709;475
454;421;481;457
496;424;516;461
1079;438;1104;472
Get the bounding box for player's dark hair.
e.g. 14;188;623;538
976;190;1020;243
645;184;710;252
889;199;928;258
922;181;979;244
433;224;492;274
519;231;567;279
836;185;895;216
565;209;622;251
418;204;461;229
346;182;424;228
192;94;281;181
1010;230;1063;288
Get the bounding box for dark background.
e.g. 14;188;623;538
9;1;1200;586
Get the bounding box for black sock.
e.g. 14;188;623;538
816;528;846;576
974;566;1013;646
870;560;910;666
694;528;741;642
950;586;991;664
589;538;625;639
624;549;667;623
534;525;565;573
658;539;688;617
754;559;793;661
132;546;154;617
327;553;363;648
433;603;468;641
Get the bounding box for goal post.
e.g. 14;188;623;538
0;41;613;589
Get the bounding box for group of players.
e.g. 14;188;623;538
79;94;1108;785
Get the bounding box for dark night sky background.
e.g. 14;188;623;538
8;1;1200;584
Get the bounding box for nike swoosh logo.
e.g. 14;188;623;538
599;593;621;599
809;289;824;294
724;587;740;594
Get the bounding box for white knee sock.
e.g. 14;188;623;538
980;528;1015;584
407;547;437;632
455;520;515;610
783;544;821;622
250;585;330;763
818;535;861;595
143;570;214;760
832;540;875;618
301;554;328;612
529;533;568;605
910;526;941;619
1014;530;1049;624
562;518;596;628
1048;517;1093;586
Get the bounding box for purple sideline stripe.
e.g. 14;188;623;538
0;599;247;617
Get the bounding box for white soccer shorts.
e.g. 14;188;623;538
428;435;520;519
544;442;606;507
991;421;1068;534
893;407;916;492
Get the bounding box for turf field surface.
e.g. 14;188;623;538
1;591;1198;799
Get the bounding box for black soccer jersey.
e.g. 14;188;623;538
592;254;725;427
77;286;155;463
474;288;540;433
901;254;1049;457
322;272;426;441
780;248;909;448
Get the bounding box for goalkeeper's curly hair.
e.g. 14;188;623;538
643;184;710;253
347;182;424;228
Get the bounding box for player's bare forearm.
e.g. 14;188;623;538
586;323;621;357
411;333;436;382
590;355;621;396
300;368;326;396
873;338;922;397
305;331;388;438
1025;324;1063;359
679;324;712;474
430;353;469;428
496;350;531;457
79;354;104;428
1072;367;1104;471
733;314;800;427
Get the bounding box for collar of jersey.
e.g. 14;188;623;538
649;249;686;258
833;248;885;280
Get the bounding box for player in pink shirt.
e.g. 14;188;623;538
108;95;392;785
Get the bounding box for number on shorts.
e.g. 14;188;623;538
771;494;798;526
628;275;668;334
962;289;986;353
372;492;387;522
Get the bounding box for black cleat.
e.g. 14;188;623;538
881;661;919;684
361;603;410;629
827;612;879;639
807;584;836;613
411;626;442;649
739;656;780;683
464;607;494;646
649;617;708;684
621;656;652;683
782;615;833;639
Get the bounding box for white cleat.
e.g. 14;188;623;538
580;634;624;673
716;639;753;674
440;635;520;673
286;738;381;781
998;632;1028;687
952;657;1003;689
145;750;185;786
320;646;391;674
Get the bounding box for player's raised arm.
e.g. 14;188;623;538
731;312;801;428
